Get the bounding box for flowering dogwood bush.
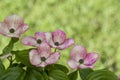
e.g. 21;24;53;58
0;15;118;80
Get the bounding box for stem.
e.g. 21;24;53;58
7;56;14;67
54;48;57;52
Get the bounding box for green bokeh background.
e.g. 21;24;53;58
0;0;120;75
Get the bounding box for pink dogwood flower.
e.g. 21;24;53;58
68;45;98;69
0;15;29;38
21;32;46;47
29;42;60;67
45;30;74;50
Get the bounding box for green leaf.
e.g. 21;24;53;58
79;68;93;80
68;70;78;80
0;66;25;80
16;71;26;80
2;38;19;55
13;49;33;67
0;60;5;75
48;69;69;80
86;69;118;80
46;64;69;73
53;64;69;73
24;68;45;80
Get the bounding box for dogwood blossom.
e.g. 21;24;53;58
21;32;46;47
45;30;74;50
68;45;98;69
29;42;60;67
0;15;29;38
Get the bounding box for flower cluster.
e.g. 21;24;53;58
0;15;118;80
0;15;98;69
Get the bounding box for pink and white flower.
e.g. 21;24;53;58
0;15;29;38
29;42;60;67
68;45;98;69
21;32;46;47
45;30;74;50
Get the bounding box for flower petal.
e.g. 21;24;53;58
52;30;66;44
46;52;60;64
0;22;9;36
35;32;46;41
4;15;24;29
58;38;74;50
15;24;29;34
37;62;48;67
67;59;79;69
78;64;94;69
84;53;98;66
37;42;51;54
29;49;41;66
0;23;20;37
21;36;37;46
45;32;56;48
70;45;87;61
37;42;51;58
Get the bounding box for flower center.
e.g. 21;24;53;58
37;39;41;44
54;42;59;46
79;59;84;64
41;57;46;62
9;28;15;33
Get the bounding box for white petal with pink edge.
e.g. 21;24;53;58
58;38;74;50
29;50;41;66
35;32;46;41
37;42;51;53
84;53;98;66
37;62;48;67
67;59;79;69
16;24;29;34
0;22;9;35
46;52;60;64
21;36;37;46
4;15;24;29
52;30;66;44
70;45;87;61
45;32;56;48
79;64;94;69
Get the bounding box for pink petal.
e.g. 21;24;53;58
46;52;60;64
67;59;79;69
4;15;24;29
84;53;98;66
52;30;66;44
15;24;29;34
35;32;46;41
29;49;41;66
37;62;48;67
0;22;9;36
45;32;56;48
37;42;51;54
70;45;87;61
58;38;74;50
0;23;19;37
4;33;20;38
79;64;94;69
21;36;37;46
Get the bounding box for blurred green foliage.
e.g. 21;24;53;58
0;0;120;74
